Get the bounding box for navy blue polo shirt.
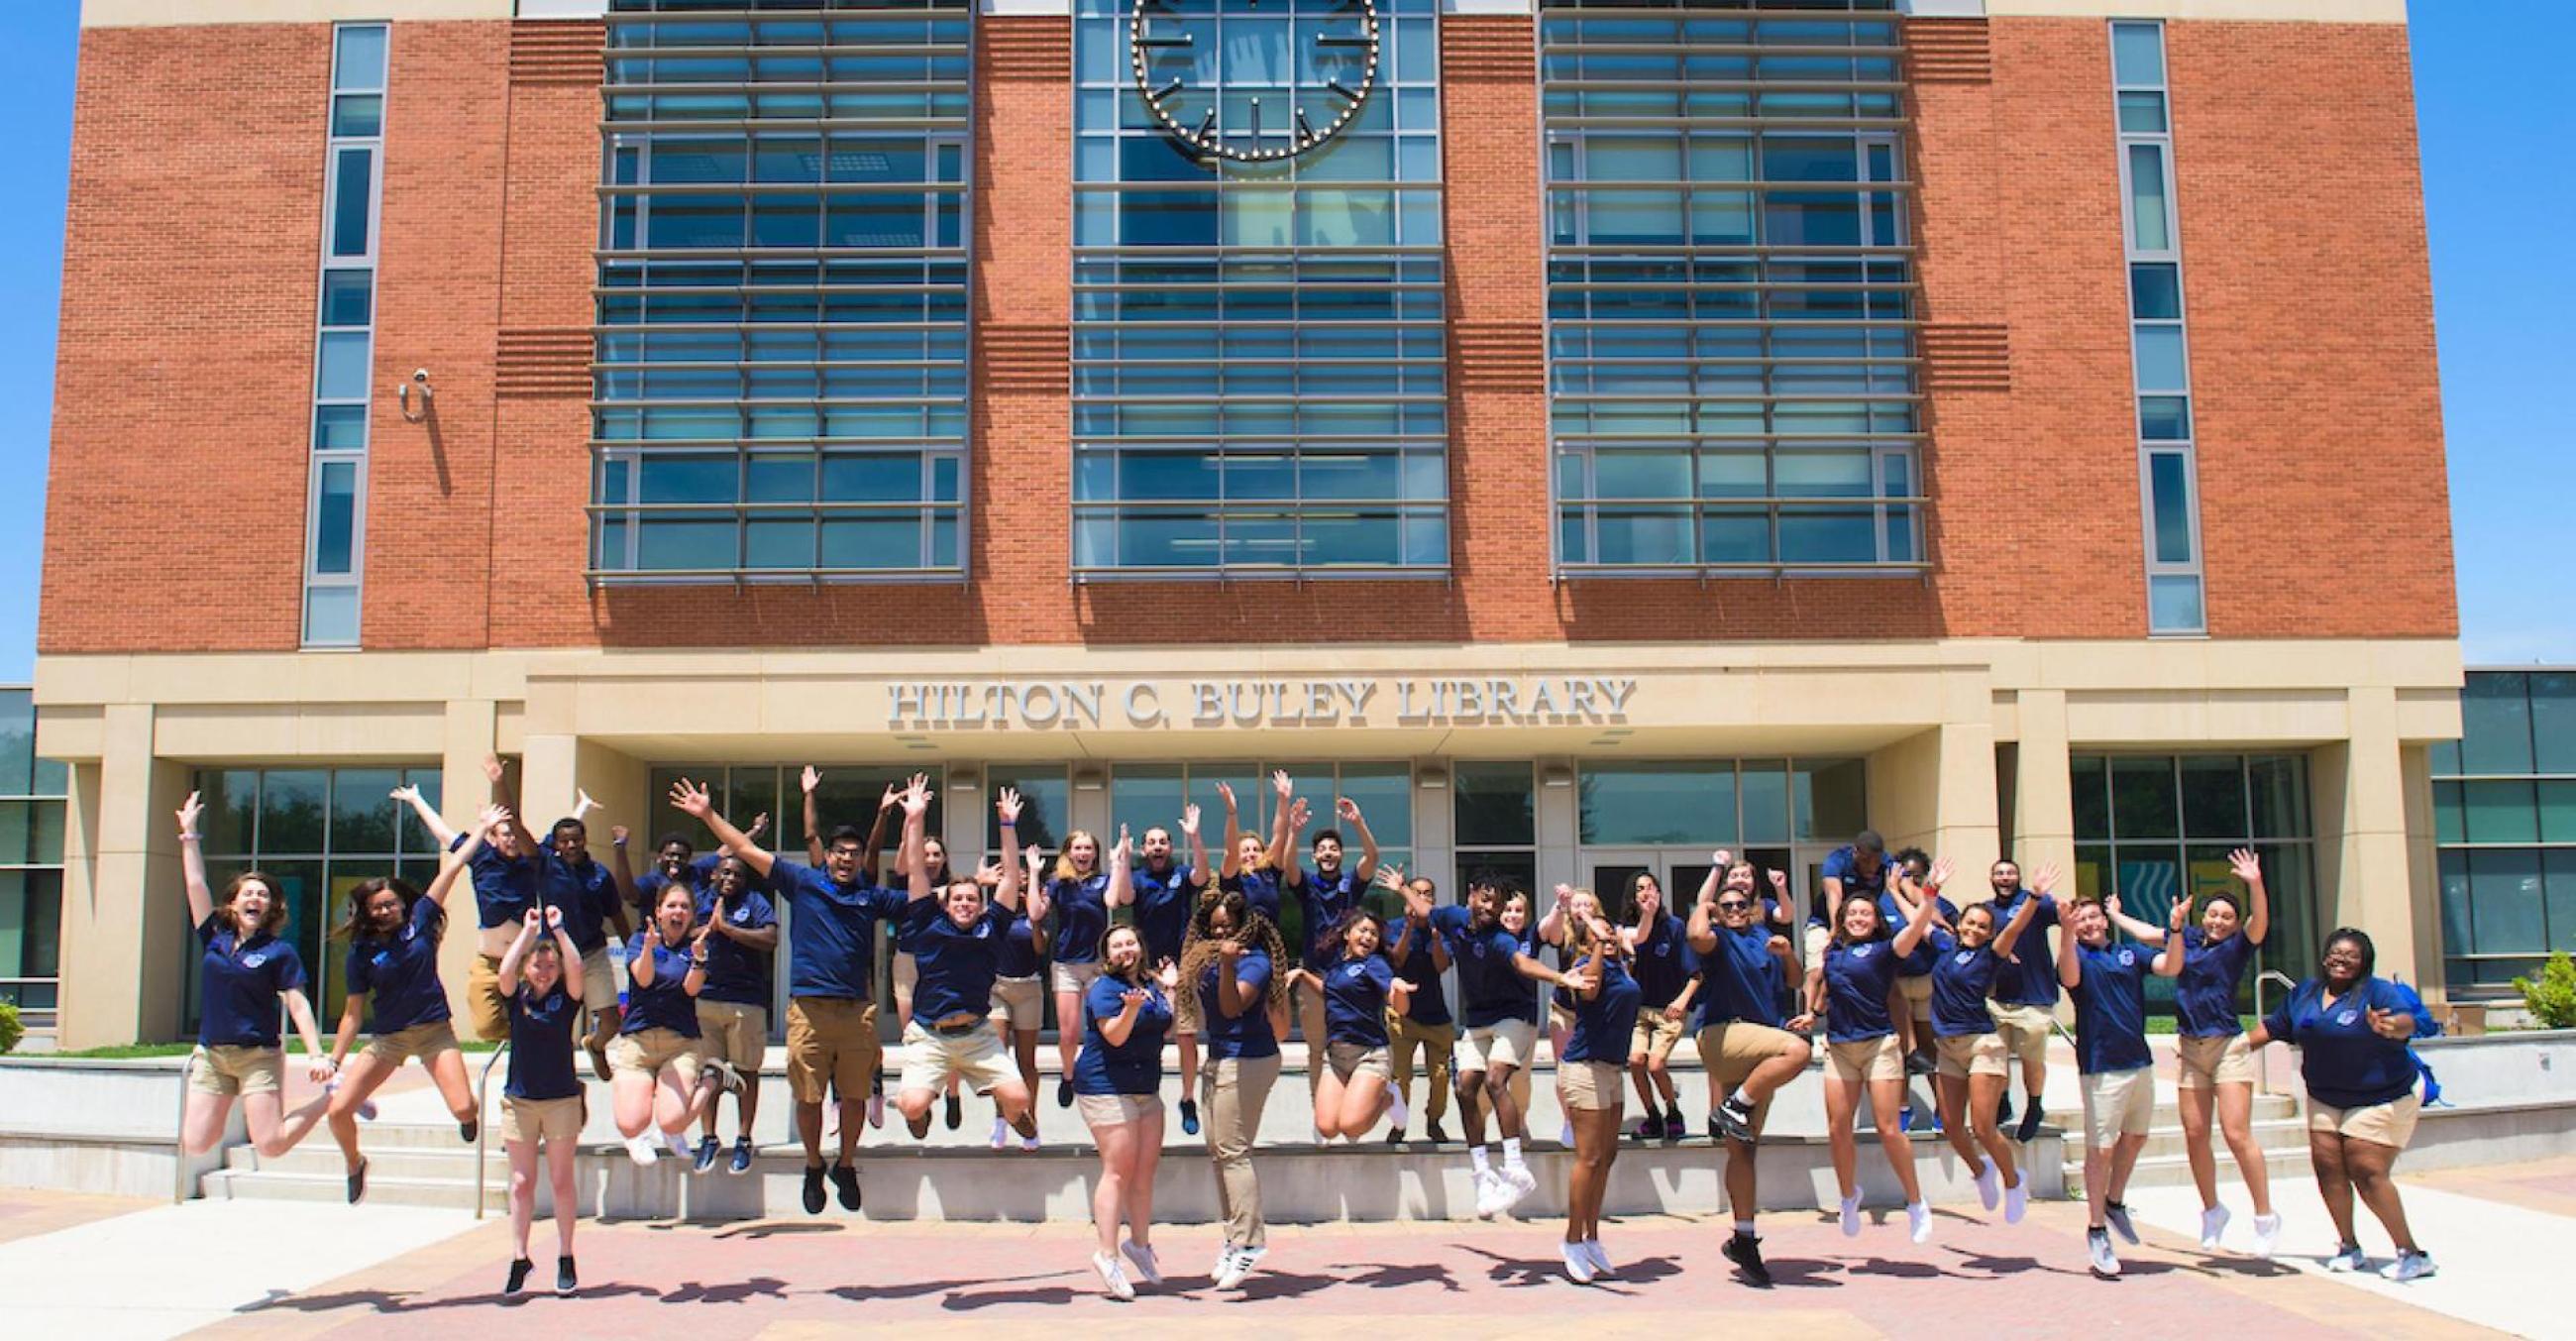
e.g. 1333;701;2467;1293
1431;904;1539;1029
2175;927;2259;1037
769;859;905;1001
1130;861;1198;966
1197;947;1277;1060
620;931;701;1038
505;981;583;1102
2070;940;2155;1074
1630;913;1692;1009
693;885;776;1008
1222;867;1283;927
1696;923;1789;1031
196;916;307;1049
1925;929;2004;1038
1320;951;1395;1047
1815;844;1887;927
1561;955;1643;1064
2261;976;2418;1110
1382;914;1451;1027
540;850;624;953
456;835;540;931
1879;891;1958;976
1048;872;1111;965
905;897;1015;1025
995;904;1042;980
1077;973;1171;1095
1986;891;2062;1008
1822;938;1903;1043
346;894;450;1034
1294;864;1368;971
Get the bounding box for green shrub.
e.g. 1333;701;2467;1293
0;1002;22;1056
2514;950;2576;1031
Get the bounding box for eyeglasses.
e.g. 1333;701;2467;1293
1717;900;1751;912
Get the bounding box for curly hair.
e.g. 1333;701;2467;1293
1174;886;1291;1032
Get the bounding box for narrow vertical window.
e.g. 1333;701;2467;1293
303;23;386;646
2111;20;2203;634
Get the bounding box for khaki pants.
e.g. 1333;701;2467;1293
1385;1012;1453;1125
467;954;510;1044
1201;1053;1282;1250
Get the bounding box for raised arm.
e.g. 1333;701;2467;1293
1179;803;1209;888
1991;887;2046;961
388;781;459;849
1766;868;1795;927
425;805;506;909
175;790;215;929
993;787;1026;910
1538;884;1573;948
900;773;934;904
800;765;825;867
605;826;637;940
2058;903;2085;990
1021;846;1047;949
672;777;776;878
1107;824;1135;909
483;753;517;819
860;782;899;880
2104;892;2169;948
558;909;587;1003
1217;782;1245;879
1266;771;1300;878
1339;797;1381;885
1685;875;1719;953
2151;894;2191;977
2230;848;2271;946
1890;873;1939;959
496;907;544;996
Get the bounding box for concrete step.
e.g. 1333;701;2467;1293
2126;1118;2310;1164
2066;1146;2310;1195
201;1167;483;1210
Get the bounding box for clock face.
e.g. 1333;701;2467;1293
1129;0;1382;166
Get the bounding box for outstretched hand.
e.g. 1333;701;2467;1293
668;777;713;818
176;790;205;839
1179;803;1201;838
2228;848;2262;883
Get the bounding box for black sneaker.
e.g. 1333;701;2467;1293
1714;1096;1757;1146
830;1161;863;1211
459;1117;479;1145
555;1255;578;1296
944;1093;963;1130
1707;1112;1725;1144
1056;1077;1075;1109
728;1137;754;1175
587;1043;612;1083
1179;1098;1201;1136
1424;1119;1449;1144
1384;1126;1407;1145
504;1257;532;1296
1630;1115;1660;1144
1996;1094;2015;1131
2105;1200;2139;1245
907;1109;932;1140
692;1135;719;1174
1721;1230;1772;1287
346;1159;369;1205
2015;1101;2046;1145
801;1164;826;1215
1663;1109;1687;1142
1903;1049;1936;1077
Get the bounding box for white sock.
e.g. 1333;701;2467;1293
1728;1087;1751;1109
1734;1219;1756;1236
1502;1137;1525;1168
1470;1146;1492;1175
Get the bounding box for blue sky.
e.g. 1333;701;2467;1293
0;1;2564;680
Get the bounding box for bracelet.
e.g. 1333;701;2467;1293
999;820;1016;828
178;834;200;844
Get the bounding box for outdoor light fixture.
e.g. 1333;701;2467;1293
397;368;433;422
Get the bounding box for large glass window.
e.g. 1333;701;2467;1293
2432;670;2576;994
1540;2;1923;574
0;690;66;1023
185;765;446;1030
2071;753;2318;1007
2110;19;2204;634
303;23;386;646
1110;761;1414;955
593;1;973;580
1071;0;1449;576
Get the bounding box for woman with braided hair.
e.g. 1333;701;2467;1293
1177;885;1293;1290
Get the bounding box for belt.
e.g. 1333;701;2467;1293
930;1016;984;1037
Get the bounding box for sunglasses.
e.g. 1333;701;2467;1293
1717;900;1751;912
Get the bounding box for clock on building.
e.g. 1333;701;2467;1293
1128;0;1382;165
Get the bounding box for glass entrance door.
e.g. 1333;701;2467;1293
1584;848;1727;919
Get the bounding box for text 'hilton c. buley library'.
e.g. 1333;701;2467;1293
33;0;2461;1048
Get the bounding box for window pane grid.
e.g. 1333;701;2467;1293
2109;19;2202;633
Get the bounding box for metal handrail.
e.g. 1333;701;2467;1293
472;1043;511;1222
2255;969;2297;1095
171;1046;202;1205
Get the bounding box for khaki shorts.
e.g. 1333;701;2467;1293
467;954;510;1043
1989;1002;2056;1067
364;1018;461;1068
989;974;1043;1033
608;1026;703;1087
2082;1066;2156;1146
893;950;917;1001
1696;1021;1798;1098
899;1020;1021;1097
1078;1092;1161;1126
1051;958;1104;996
1631;1011;1687;1063
1802;924;1831;968
1936;1032;2008;1080
1325;1041;1391;1082
582;946;617;1009
696;1000;769;1074
501;1093;584;1145
1896;973;1934;1022
786;997;881;1105
1456;1018;1536;1072
2308;1092;2419;1149
1826;1034;1902;1084
1549;1001;1575;1035
2175;1032;2256;1090
188;1044;283;1097
1556;1059;1626;1112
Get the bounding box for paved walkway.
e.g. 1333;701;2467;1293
2;1162;2557;1339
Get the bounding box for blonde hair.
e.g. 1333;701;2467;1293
1053;830;1100;883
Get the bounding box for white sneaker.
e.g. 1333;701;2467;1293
2326;1244;2369;1273
989;1115;1011;1150
1473;1168;1508;1219
1215;1244;1265;1289
2200;1204;2231;1251
665;1129;694;1164
1560;1242;1596;1285
1092;1250;1135;1300
1559;1120;1575;1148
324;1080;378;1123
1020;1132;1040;1153
2104;1201;2139;1246
1387;1092;1410;1132
1212;1244;1238;1284
1907;1201;1933;1245
1499;1163;1537;1213
1973;1160;2000;1212
624;1134;658;1167
2251;1212;2282;1260
1582;1239;1616;1279
866;1092;886;1130
2089;1228;2121;1278
2004;1174;2028;1224
1120;1239;1163;1285
1838;1194;1862;1238
2381;1250;2436;1283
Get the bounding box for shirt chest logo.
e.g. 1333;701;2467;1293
1654;943;1670;958
1955;950;1975;966
1853;946;1873;959
2335;1009;2359;1026
2117;950;2136;967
